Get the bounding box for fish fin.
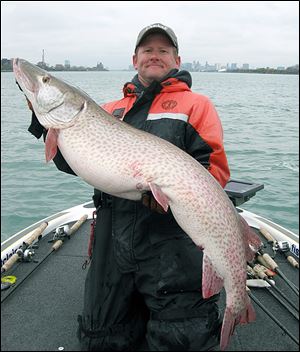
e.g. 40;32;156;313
148;182;169;212
45;128;58;162
220;298;256;351
202;254;224;298
239;215;262;262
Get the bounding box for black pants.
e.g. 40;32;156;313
77;206;222;351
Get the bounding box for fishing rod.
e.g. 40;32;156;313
1;215;88;303
247;278;299;321
247;287;299;346
259;226;299;269
247;264;299;313
256;246;299;296
1;222;48;274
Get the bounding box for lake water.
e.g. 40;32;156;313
1;70;299;241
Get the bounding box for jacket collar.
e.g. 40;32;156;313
123;69;192;97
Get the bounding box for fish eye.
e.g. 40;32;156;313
42;76;50;83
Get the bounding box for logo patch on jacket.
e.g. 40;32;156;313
161;100;177;110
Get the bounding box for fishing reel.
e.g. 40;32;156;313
274;241;290;252
48;225;70;243
272;241;290;257
16;242;39;263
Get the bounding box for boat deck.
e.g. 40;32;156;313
1;217;299;351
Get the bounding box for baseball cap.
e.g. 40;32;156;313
135;23;178;52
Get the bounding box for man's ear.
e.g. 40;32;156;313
132;54;138;70
176;55;181;69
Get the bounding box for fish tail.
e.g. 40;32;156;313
220;298;256;350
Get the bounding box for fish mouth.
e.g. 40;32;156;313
13;58;20;71
13;58;22;84
13;58;37;94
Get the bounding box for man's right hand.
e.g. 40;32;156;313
25;97;33;111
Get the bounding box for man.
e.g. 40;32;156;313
27;23;230;351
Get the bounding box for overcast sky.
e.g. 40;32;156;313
1;1;299;69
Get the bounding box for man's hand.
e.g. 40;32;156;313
15;80;33;111
26;97;33;111
141;192;167;214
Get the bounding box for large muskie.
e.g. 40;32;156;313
13;58;261;350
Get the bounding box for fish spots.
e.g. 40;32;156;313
136;182;143;190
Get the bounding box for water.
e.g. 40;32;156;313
1;71;299;241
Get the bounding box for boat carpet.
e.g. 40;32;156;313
1;220;299;351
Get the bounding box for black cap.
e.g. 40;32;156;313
135;23;178;52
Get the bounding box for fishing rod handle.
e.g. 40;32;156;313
253;264;267;279
52;240;63;251
287;255;299;268
256;254;269;268
255;263;276;277
259;227;276;243
69;214;88;236
1;222;48;273
259;253;278;270
51;214;88;251
25;222;48;246
1;253;20;272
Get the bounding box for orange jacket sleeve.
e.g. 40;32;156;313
188;96;230;188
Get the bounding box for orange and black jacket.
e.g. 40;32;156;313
102;69;230;188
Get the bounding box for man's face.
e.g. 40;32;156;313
133;33;181;87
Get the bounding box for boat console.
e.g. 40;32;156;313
224;179;264;206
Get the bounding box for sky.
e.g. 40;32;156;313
1;1;299;70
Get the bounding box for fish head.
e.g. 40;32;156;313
13;58;87;129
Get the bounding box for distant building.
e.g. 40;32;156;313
181;62;193;71
54;64;65;71
65;60;71;69
193;60;201;71
1;58;12;71
96;62;105;71
230;63;238;70
242;63;249;70
277;66;285;70
37;61;48;70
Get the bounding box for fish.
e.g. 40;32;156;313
13;58;262;350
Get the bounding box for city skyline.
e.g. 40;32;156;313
1;2;298;70
2;56;298;73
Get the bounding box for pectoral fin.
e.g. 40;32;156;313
148;182;169;212
45;128;58;162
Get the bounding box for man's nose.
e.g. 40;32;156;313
149;52;160;60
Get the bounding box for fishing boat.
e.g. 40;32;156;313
1;180;299;351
